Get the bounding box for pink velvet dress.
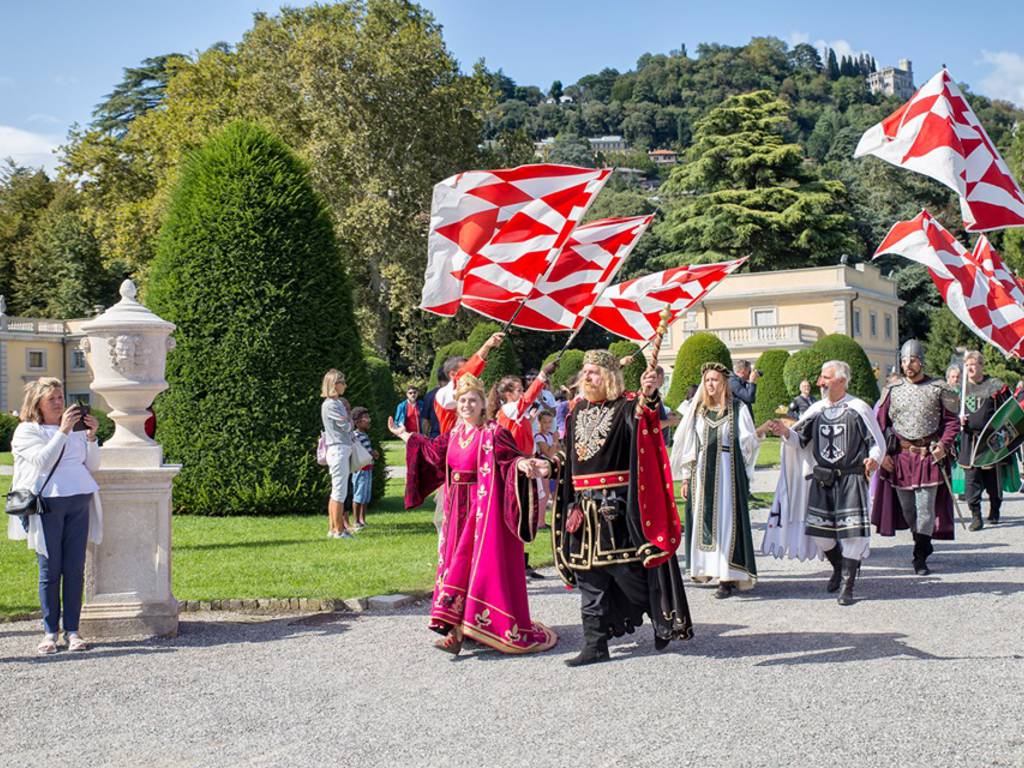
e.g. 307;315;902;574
405;422;557;654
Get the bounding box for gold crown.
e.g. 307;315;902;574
454;373;485;399
583;349;620;371
701;361;730;376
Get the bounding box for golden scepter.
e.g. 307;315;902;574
637;304;673;417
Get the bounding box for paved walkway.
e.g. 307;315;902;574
3;491;1022;767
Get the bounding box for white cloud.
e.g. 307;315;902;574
788;32;870;62
978;50;1024;107
0;125;61;173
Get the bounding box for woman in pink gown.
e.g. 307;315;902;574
389;373;557;655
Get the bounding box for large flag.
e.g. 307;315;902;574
460;214;654;332
422;164;611;315
873;211;1024;358
854;69;1024;232
586;258;748;342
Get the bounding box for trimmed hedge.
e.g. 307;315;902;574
465;321;521;389
0;413;17;451
752;349;790;424
362;355;396;500
783;334;879;405
609;340;646;391
665;333;732;408
543;348;585;392
146;121;368;515
428;340;470;388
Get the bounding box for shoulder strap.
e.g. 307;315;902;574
38;446;66;495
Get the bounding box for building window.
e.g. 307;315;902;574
870;312;877;337
68;392;91;406
27;349;46;371
884;314;893;340
751;307;777;326
71;349;87;371
852;309;861;337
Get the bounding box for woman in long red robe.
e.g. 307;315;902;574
389;373;557;655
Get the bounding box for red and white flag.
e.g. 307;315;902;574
855;69;1024;232
587;258;748;342
874;211;1024;358
461;215;654;332
422;164;611;315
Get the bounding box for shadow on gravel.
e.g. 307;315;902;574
0;612;354;663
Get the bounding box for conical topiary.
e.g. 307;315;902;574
146;120;369;514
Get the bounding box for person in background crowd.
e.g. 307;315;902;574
321;369;355;539
945;364;962;391
958;351;1009;530
655;366;681;447
433;333;506;436
350;406;380;530
555;373;582;440
394;386;422;436
8;378;102;655
534;409;558;531
421;374;443;438
873;340;958;575
787;379;818;420
729;359;760;413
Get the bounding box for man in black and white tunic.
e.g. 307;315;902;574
766;360;885;605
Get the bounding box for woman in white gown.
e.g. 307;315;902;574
673;363;759;598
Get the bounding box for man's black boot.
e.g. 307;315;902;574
969;509;984;532
988;505;1000;524
824;545;843;593
565;615;610;667
837;558;859;606
912;533;932;575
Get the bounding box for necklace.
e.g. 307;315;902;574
456;422;480;450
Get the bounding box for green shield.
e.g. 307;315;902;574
971;391;1024;466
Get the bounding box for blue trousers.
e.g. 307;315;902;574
37;494;91;635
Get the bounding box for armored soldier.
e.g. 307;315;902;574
766;360;885;605
958;350;1009;529
872;339;958;575
549;350;693;666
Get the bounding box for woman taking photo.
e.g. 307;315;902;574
7;378;101;655
320;369;355;539
389;373;557;656
674;362;759;598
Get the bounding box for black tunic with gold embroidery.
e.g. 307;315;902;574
551;395;693;642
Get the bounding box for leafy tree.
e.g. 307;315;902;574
428;340;470;388
549;80;563;100
542;348;585;391
924;305;973;377
146;121;369;515
789;43;822;73
91;54;182;136
0;161;54;311
826;48;840;80
752;349;790;424
665;332;732;408
547;133;593;166
658;91;857;270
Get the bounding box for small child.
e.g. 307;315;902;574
534;409;558;531
350;407;380;530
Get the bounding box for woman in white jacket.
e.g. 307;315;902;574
7;378;102;655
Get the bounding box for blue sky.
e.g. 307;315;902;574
2;0;1023;171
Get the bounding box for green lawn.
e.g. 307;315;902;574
0;475;554;618
383;439;404;468
0;452;11;466
756;436;781;468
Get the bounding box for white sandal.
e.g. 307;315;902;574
66;634;89;652
37;636;58;655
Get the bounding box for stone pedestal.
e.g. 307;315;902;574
80;464;181;639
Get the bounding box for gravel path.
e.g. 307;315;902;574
3;497;1022;768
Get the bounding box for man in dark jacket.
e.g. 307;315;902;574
729;359;759;413
958;350;1009;529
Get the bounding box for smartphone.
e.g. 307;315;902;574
72;400;90;431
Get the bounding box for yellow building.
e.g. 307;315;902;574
657;262;903;382
0;302;108;414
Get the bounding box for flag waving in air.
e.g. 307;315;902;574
873;211;1024;358
855;69;1024;232
422;164;611;315
586;258;748;342
460;214;654;332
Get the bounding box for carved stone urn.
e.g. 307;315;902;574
78;278;181;639
79;279;175;467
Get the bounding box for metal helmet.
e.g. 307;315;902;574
900;338;924;362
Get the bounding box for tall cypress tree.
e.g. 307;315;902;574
146;121;369;514
826;48;840;80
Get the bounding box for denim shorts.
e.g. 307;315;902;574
352;469;373;504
